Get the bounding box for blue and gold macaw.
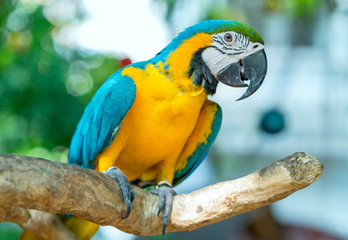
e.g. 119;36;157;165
67;19;267;238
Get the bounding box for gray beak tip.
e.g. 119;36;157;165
236;74;266;101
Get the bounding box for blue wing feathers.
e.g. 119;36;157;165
68;71;136;169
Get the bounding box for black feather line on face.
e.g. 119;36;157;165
188;47;218;95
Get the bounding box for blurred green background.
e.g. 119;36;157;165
0;0;124;162
1;0;347;239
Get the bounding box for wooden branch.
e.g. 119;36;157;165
0;153;323;237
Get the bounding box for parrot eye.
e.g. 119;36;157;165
224;33;233;42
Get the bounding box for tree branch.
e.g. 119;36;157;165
0;153;323;237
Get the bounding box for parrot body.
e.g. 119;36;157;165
21;20;267;239
94;63;220;184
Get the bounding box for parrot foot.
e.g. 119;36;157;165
148;180;177;235
104;167;135;219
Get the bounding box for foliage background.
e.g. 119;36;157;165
0;0;122;163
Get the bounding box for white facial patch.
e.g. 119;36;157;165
202;31;264;78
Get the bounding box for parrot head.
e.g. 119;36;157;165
152;20;267;100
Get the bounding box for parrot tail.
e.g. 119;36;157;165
19;216;99;240
19;231;41;240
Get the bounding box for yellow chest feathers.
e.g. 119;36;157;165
121;63;207;155
96;64;208;179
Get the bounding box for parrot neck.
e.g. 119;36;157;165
152;61;205;95
164;32;212;77
151;32;214;94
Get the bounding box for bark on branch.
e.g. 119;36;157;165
0;152;323;238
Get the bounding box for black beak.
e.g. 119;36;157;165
216;49;267;101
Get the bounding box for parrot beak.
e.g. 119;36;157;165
216;49;267;101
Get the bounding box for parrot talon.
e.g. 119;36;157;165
105;167;134;219
148;182;176;235
130;188;135;202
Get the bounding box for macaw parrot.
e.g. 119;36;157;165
66;19;267;238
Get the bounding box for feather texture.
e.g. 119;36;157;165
68;69;137;168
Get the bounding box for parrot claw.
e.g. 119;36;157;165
105;167;134;219
148;181;177;235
